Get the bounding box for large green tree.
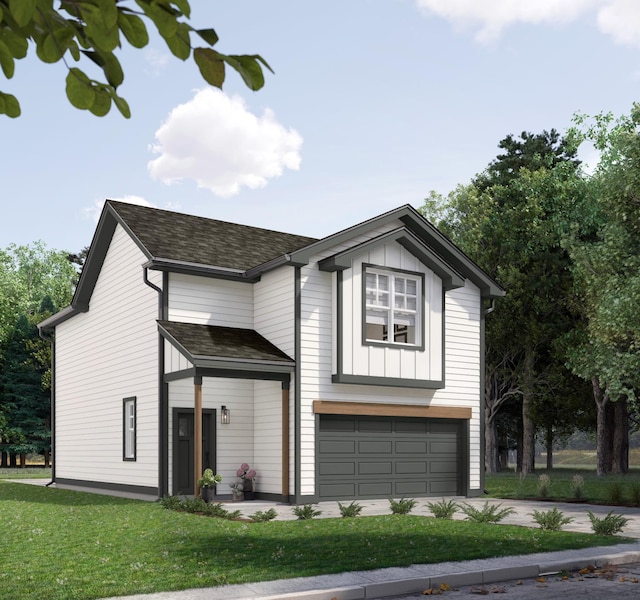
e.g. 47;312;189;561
0;0;271;118
564;105;640;475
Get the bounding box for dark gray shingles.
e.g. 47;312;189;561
108;200;317;271
159;321;294;363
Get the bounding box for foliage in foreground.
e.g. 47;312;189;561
426;498;459;519
460;501;515;524
292;504;322;520
0;481;628;600
389;497;417;514
587;510;629;536
338;501;363;517
530;507;574;531
159;495;241;520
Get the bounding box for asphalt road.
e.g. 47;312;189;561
378;562;640;599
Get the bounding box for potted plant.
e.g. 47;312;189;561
236;463;257;500
197;468;222;503
229;480;244;502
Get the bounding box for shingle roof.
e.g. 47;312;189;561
158;320;294;365
108;200;318;271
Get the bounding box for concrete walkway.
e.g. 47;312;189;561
11;479;640;599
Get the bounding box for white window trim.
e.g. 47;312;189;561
363;265;424;349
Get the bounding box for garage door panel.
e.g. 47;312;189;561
358;461;393;475
358;440;393;453
319;440;356;454
318;415;462;500
319;461;356;476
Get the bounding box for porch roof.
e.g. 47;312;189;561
158;320;295;372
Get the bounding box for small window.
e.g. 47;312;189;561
365;268;421;346
123;397;136;461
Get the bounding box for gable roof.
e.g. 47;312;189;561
39;200;504;332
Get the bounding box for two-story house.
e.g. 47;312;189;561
39;200;503;503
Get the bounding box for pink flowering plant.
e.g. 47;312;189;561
236;463;257;482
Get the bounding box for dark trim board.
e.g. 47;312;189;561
54;478;158;498
332;374;445;389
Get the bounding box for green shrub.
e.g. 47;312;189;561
460;501;515;524
338;501;363;517
292;504;322;520
389;497;417;515
571;474;585;499
537;474;551;498
159;495;240;520
587;510;629;535
530;507;574;531
426;498;459;519
249;508;278;522
630;482;640;506
606;482;625;504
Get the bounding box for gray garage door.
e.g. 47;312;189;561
317;415;462;500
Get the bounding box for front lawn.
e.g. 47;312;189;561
0;482;630;600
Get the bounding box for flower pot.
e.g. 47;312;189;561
232;491;244;502
200;487;215;503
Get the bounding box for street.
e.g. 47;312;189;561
377;562;640;599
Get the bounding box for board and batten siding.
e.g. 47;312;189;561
167;273;253;328
54;225;161;489
341;243;443;381
298;219;484;496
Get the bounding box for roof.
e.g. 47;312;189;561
158;321;294;372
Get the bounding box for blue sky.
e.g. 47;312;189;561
2;0;640;254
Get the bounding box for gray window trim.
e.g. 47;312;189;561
361;263;426;351
123;396;137;461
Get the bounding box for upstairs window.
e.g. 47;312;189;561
364;267;422;346
123;397;136;461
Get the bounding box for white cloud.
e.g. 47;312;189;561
597;0;640;47
144;48;171;77
84;195;156;223
148;88;303;197
416;0;640;47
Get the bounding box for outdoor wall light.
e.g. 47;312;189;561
220;405;230;424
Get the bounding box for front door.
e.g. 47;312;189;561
172;408;216;495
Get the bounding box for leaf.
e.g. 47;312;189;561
195;28;218;46
138;0;178;38
225;55;266;91
0;40;15;78
112;92;131;119
163;21;191;60
82;4;120;52
193;47;225;88
88;87;112;117
8;0;36;27
1;28;29;59
65;68;96;110
171;0;191;18
0;91;21;118
117;11;149;48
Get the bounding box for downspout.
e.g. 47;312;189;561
294;266;302;504
143;267;166;497
479;298;495;495
38;328;56;487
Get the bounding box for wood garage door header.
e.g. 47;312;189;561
313;401;471;420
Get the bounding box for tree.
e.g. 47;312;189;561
0;0;272;118
564;105;640;475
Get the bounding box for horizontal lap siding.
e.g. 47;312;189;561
168;273;253;327
55;225;160;489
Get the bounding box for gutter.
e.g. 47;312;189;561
37;328;56;488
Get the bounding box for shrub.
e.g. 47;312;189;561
249;508;278;522
460;501;515;524
159;496;241;520
630;482;640;506
426;498;459;519
537;474;551;498
571;474;585;499
338;501;363;517
587;510;629;536
389;498;417;515
606;482;625;504
292;504;322;520
530;507;574;531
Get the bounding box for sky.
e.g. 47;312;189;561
2;0;640;255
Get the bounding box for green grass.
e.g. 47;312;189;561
0;467;51;479
0;481;629;600
486;469;640;505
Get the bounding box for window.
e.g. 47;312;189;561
123;397;136;461
365;268;421;346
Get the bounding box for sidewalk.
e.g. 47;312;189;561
13;480;640;600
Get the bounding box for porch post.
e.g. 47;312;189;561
194;375;203;497
282;378;290;498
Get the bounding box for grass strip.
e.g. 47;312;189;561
0;481;629;600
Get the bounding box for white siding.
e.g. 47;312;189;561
254;267;295;358
165;340;191;373
168;273;253;328
54;225;161;489
298;219;484;495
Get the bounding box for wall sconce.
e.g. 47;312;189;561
220;406;230;425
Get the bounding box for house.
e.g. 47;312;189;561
39;200;504;503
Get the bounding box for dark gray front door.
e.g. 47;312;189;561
173;409;216;495
317;415;462;500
